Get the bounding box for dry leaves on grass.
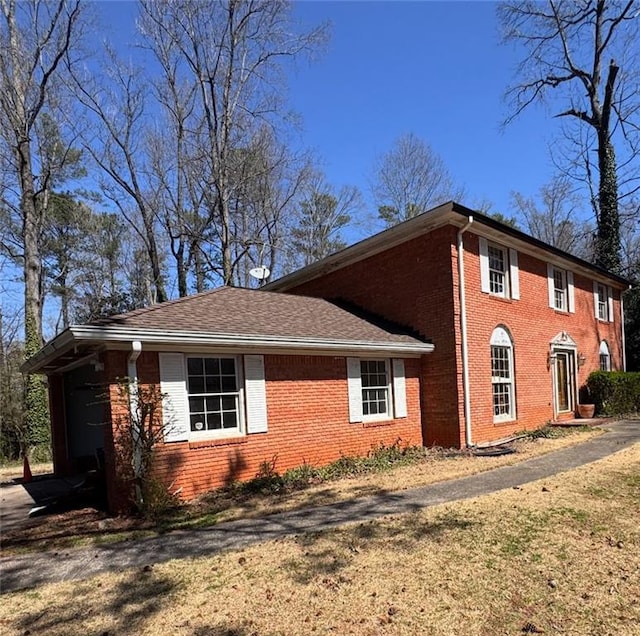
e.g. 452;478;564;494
2;440;638;636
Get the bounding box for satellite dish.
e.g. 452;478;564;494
249;266;270;285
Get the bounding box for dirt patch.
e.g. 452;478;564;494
1;439;638;636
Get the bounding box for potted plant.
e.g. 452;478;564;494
577;385;596;419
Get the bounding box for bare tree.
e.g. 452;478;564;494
511;175;594;258
371;133;463;226
71;48;168;303
499;0;640;273
0;0;86;450
138;0;327;286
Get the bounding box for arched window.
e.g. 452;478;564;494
599;341;611;371
490;326;516;421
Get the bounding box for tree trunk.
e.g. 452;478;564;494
596;138;621;273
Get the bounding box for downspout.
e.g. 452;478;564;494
127;341;143;495
457;216;474;447
621;287;629;371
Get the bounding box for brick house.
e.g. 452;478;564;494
24;201;628;511
265;201;629;447
24;287;432;510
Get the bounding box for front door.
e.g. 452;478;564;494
554;350;576;414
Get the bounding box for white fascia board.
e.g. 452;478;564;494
69;325;434;357
20;330;75;374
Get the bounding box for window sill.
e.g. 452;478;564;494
485;294;515;304
189;436;248;450
362;418;396;428
493;418;516;426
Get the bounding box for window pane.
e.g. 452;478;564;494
190;414;206;431
220;358;235;375
187;358;203;375
222;411;237;428
221;395;236;411
188;376;205;394
207;412;222;430
189;397;204;413
205;376;222;393
221;375;237;392
204;358;220;375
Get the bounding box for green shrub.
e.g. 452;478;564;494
586;371;640;416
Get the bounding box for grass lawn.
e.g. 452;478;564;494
1;427;601;555
2;430;639;635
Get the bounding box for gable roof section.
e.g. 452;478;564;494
264;201;630;292
24;287;433;374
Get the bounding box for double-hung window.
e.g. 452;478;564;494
553;268;567;311
346;358;407;423
360;359;390;418
187;357;241;436
547;264;574;312
488;245;508;296
594;282;613;322
479;238;520;300
490;327;516;422
159;353;268;443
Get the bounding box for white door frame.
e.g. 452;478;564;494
549;331;578;420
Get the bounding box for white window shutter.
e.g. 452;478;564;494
607;286;614;322
547;263;555;308
567;271;575;313
392;359;408;418
479;237;490;293
244;355;268;434
159;353;189;443
509;249;520;300
346;357;363;423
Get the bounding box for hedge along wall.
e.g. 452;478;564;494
586;371;640;416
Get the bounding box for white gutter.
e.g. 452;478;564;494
69;326;434;355
23;325;434;374
457;216;474;447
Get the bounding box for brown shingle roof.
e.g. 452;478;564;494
96;286;426;346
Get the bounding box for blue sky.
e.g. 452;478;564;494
96;0;565;230
286;1;563;232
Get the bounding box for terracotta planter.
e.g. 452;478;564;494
576;404;596;419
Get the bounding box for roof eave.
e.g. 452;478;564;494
23;325;434;374
265;201;631;292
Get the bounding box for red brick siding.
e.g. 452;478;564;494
462;232;623;442
289;226;464;448
283;225;625;447
101;351;421;507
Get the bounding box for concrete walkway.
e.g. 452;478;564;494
1;420;639;593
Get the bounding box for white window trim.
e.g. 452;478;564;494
185;354;245;441
548;264;575;313
599;340;611;371
360;358;392;422
593;281;614;323
479;237;519;300
490;327;516;423
347;357;407;423
159;352;269;443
